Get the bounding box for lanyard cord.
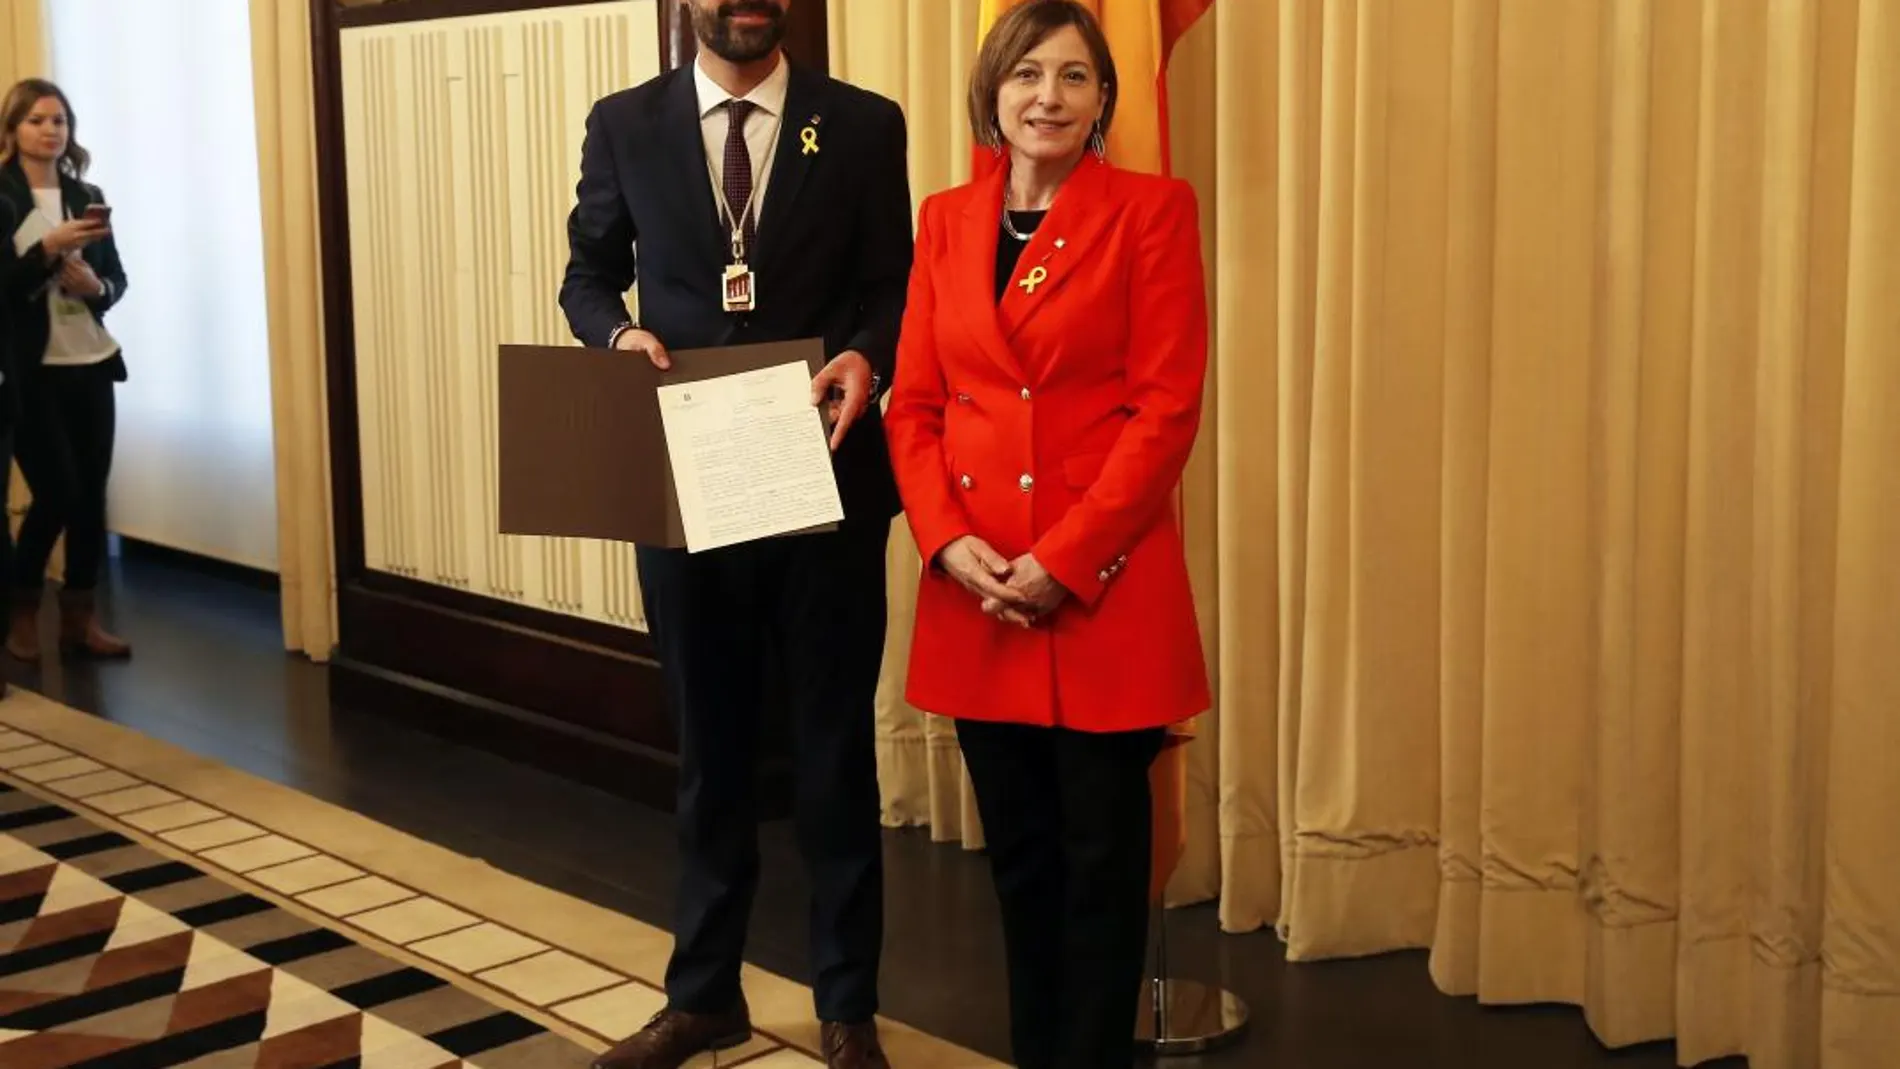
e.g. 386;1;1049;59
703;106;783;264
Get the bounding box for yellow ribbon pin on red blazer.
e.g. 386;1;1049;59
1019;265;1048;294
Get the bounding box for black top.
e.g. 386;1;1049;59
995;210;1046;301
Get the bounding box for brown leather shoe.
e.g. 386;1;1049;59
821;1021;891;1069
591;1004;751;1069
57;590;130;659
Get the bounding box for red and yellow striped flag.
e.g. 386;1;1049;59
973;0;1215;904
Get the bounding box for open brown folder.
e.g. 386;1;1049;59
496;337;834;548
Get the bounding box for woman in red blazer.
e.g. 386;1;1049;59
885;3;1210;1065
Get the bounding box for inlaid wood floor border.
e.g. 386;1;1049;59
0;690;1003;1069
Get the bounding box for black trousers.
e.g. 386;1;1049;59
0;423;12;620
13;363;116;594
957;720;1166;1069
636;517;888;1023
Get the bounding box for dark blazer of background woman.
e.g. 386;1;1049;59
0;154;129;397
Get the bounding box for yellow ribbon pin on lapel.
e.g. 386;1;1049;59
1019;265;1048;294
800;124;820;155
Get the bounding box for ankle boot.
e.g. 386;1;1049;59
58;589;130;658
5;601;40;661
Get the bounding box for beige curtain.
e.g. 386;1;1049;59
840;1;1899;1066
250;0;336;660
834;0;992;846
0;0;40;89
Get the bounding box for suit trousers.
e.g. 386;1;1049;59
635;517;888;1024
956;720;1165;1069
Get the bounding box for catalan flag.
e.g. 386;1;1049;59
973;0;1215;903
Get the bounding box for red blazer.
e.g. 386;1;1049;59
886;155;1211;733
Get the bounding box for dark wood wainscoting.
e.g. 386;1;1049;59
311;0;826;816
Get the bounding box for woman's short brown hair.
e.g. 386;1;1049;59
968;1;1118;151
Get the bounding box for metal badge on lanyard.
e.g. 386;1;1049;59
722;226;755;314
709;110;777;316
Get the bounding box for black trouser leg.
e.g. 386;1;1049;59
13;365;115;593
1052;727;1163;1068
769;518;889;1023
63;368;115;591
957;721;1064;1069
959;722;1164;1069
13;380;80;595
0;424;13;624
639;541;765;1015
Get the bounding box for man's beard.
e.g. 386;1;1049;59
692;2;788;64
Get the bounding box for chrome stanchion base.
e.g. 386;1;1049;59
1135;976;1250;1056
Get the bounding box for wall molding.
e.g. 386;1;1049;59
336;0;625;30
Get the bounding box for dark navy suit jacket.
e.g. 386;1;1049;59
559;60;913;522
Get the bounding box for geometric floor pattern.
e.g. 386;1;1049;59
0;700;996;1069
0;779;590;1069
0;702;914;1069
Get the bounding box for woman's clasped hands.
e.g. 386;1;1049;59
938;535;1069;627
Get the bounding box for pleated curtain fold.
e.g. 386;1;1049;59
249;0;337;660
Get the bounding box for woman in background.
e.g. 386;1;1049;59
884;3;1211;1066
0;78;129;661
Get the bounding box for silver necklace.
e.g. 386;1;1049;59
1000;206;1042;242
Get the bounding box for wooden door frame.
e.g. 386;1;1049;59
307;0;829;813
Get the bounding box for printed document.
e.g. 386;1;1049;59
656;360;843;552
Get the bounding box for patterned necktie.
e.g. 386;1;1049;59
722;99;758;260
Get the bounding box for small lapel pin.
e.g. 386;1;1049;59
1019;266;1049;294
800;122;821;155
1055;238;1067;249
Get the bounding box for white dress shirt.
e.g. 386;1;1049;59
693;53;789;237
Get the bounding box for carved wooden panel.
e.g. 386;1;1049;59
338;1;659;631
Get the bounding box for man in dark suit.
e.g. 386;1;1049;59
559;2;910;1067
